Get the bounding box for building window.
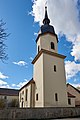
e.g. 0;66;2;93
36;93;38;101
20;93;21;102
54;65;56;72
51;42;55;50
25;89;28;101
4;96;7;100
22;101;24;108
68;98;71;105
22;91;24;94
55;93;58;101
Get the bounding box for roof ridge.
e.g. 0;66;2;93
19;78;35;91
67;83;80;94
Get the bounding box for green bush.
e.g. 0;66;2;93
8;99;19;107
0;99;6;108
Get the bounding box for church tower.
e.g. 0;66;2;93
32;7;68;107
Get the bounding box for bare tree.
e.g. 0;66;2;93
0;19;9;62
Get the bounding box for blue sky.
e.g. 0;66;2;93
0;0;80;89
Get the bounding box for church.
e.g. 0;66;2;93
19;7;75;108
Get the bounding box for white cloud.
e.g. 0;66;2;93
12;84;16;87
74;78;77;82
0;72;9;79
65;61;80;80
70;83;80;89
30;57;33;61
31;0;80;35
34;32;38;36
16;79;29;88
13;60;27;67
0;79;10;88
71;35;80;61
0;85;10;88
0;79;29;89
11;79;29;89
0;79;7;85
31;0;80;62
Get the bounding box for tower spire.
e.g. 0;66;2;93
43;6;50;25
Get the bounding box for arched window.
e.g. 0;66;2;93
51;42;55;50
55;93;58;101
54;65;56;72
36;93;38;101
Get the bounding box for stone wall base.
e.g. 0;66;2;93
0;107;80;119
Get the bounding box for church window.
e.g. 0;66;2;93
55;93;58;101
22;91;24;94
51;42;55;50
25;89;28;101
22;101;24;108
68;98;71;105
54;65;56;72
36;93;38;101
20;93;21;102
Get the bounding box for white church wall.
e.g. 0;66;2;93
33;54;44;107
19;84;31;108
37;34;58;53
43;53;68;107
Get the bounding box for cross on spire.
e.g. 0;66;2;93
43;6;50;25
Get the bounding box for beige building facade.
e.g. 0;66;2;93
19;79;35;108
0;88;19;107
19;7;75;108
67;83;80;107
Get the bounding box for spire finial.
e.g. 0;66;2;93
43;6;50;25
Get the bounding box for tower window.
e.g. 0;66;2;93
55;93;58;101
25;89;28;101
36;93;38;101
54;65;56;72
68;98;71;105
51;42;55;50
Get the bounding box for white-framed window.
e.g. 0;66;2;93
54;65;56;72
25;89;28;101
68;98;71;105
36;93;38;101
20;93;21;102
55;93;58;101
51;42;55;50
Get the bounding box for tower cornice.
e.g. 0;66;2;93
36;32;58;43
32;49;66;64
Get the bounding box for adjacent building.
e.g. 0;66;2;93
19;7;75;108
67;83;80;107
0;88;19;107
